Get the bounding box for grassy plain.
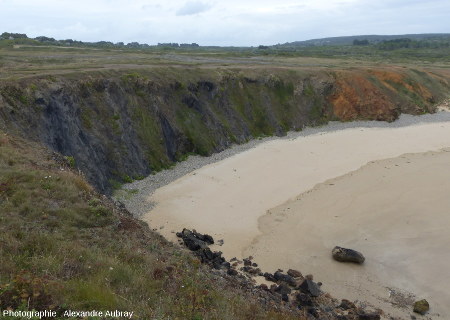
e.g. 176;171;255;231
1;40;450;81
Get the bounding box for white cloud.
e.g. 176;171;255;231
0;0;449;46
176;1;212;16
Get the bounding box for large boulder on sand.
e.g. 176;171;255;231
413;299;430;315
332;246;365;264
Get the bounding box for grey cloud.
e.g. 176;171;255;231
176;1;212;16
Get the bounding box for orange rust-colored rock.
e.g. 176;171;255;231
329;72;399;122
328;68;446;122
370;70;434;103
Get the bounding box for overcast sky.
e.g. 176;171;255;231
0;0;449;46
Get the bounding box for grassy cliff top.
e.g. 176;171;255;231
1;39;450;81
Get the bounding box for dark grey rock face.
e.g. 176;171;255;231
0;74;333;194
12;69;445;197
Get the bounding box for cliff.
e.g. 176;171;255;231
1;67;449;194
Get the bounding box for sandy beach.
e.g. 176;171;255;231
247;150;450;318
129;112;450;318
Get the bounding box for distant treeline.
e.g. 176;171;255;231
376;38;450;50
352;39;370;46
2;31;450;62
352;37;450;50
0;32;199;48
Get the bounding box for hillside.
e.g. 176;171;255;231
0;132;310;319
280;33;450;47
1;42;450;319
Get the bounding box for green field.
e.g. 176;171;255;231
1;34;450;81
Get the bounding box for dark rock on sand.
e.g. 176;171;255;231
287;269;303;278
358;312;381;320
298;279;321;297
173;228;386;317
193;247;227;270
274;271;297;287
340;299;356;310
184;237;208;251
274;283;292;295
251;268;261;275
332;246;365;264
176;228;214;251
242;266;261;275
413;299;430;315
307;307;320;318
195;247;214;261
177;229;230;270
296;293;313;307
227;268;238;276
264;272;276;282
269;284;278;293
194;229;215;243
259;284;269;291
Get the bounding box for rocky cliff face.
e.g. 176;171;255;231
0;67;448;194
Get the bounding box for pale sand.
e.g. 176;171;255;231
247;150;450;318
142;118;450;318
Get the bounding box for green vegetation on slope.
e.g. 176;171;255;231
0;132;301;319
0;67;337;194
1;62;449;194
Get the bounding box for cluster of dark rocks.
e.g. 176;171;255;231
177;229;383;319
176;229;228;270
260;270;320;305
